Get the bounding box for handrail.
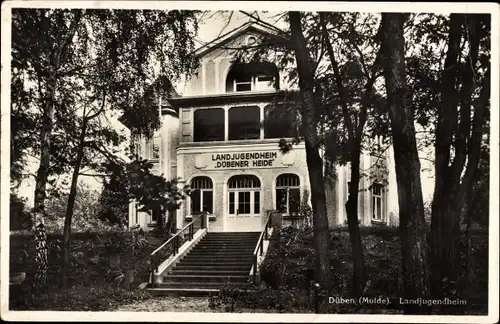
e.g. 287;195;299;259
252;210;276;284
148;211;208;286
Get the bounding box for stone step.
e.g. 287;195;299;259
198;239;259;244
163;274;249;283
177;261;254;267
201;235;258;238
179;258;253;264
168;269;249;276
204;232;260;235
186;251;254;257
156;281;251;289
174;264;251;271
195;243;255;250
191;247;254;254
181;253;253;262
146;287;220;297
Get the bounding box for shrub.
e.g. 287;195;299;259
10;193;32;231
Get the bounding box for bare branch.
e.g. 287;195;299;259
85;88;107;120
239;10;290;39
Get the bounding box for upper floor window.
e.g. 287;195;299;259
194;108;225;142
226;62;279;93
228;106;260;140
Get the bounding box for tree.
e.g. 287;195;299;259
379;13;431;314
428;13;490;303
100;159;190;231
319;11;385;297
11;8;199;288
287;11;332;311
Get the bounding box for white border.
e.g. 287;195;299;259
1;1;499;323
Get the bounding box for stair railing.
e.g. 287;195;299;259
148;211;208;286
252;210;276;284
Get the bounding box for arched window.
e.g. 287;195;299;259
276;174;301;215
190;176;213;214
228;175;261;216
225;62;279;93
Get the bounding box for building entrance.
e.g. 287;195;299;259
226;175;262;232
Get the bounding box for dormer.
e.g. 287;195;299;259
225;62;279;93
179;22;289;97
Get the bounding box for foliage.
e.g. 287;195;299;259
41;182;121;233
99;159;191;224
98;179;130;227
9;230;159;310
251;226;487;314
10;193;33;231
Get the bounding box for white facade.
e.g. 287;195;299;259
128;23;399;232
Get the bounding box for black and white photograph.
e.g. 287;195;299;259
1;1;498;322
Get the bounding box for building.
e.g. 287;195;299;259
126;22;399;232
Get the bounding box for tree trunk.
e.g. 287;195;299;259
32;74;57;290
429;14;464;302
319;12;374;299
61;117;88;287
346;148;367;297
289;11;332;313
32;10;83;290
380;13;431;314
430;15;488;310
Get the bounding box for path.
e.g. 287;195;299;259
113;296;276;313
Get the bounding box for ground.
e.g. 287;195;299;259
9;225;488;314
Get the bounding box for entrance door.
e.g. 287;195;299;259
227;175;262;231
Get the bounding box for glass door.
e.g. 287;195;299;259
228;190;260;216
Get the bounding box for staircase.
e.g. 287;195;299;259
149;232;260;296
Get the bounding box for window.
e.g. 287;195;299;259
264;104;297;139
228;175;261;216
152;137;160;159
194;108;225;142
226;62;279;93
255;75;275;91
190;176;214;214
234;75;253;92
150;208;161;223
144;136;160;160
372;183;384;221
247;36;257;46
228;106;261;140
276;174;301;215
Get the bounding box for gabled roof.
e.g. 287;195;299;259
193;21;283;58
